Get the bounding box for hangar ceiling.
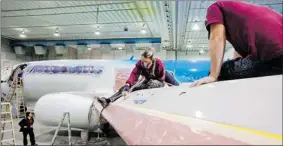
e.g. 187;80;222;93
1;0;282;52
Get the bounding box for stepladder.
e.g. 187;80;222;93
51;112;72;145
15;78;26;119
5;77;26;119
1;102;16;146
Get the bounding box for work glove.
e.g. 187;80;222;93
123;84;130;92
122;84;130;96
97;97;110;108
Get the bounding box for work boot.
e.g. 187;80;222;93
97;97;110;108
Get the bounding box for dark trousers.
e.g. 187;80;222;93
23;129;36;145
218;56;283;81
131;79;165;92
109;79;165;102
165;70;180;86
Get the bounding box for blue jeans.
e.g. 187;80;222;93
165;70;180;86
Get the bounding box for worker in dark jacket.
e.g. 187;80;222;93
191;1;283;87
97;47;166;107
19;112;37;146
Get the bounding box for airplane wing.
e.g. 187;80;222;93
99;75;282;145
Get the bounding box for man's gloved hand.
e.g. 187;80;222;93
122;84;130;96
97;97;110;108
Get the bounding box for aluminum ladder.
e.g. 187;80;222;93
0;102;16;146
51;112;72;145
14;78;26;119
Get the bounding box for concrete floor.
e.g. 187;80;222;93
1;118;126;145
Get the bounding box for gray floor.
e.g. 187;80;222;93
2;118;126;145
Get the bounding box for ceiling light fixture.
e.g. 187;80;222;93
192;20;200;31
87;45;92;50
95;26;100;35
54;27;60;36
141;29;146;34
187;44;192;48
19;29;26;38
141;24;146;34
199;49;205;54
192;24;199;31
94;6;101;35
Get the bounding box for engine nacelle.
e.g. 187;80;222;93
34;92;100;130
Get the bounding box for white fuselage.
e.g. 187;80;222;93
1;60;135;103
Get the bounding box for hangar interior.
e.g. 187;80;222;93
2;1;282;66
1;0;282;145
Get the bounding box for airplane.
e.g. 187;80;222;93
1;58;281;145
1;59;210;107
0;58;210;139
32;65;282;145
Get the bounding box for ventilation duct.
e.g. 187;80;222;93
14;46;26;55
34;46;46;55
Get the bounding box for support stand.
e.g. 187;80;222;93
51;112;72;145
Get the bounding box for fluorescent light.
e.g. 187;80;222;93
187;44;192;48
118;47;123;50
54;27;60;36
95;26;100;35
54;32;60;36
19;34;26;38
95;31;100;35
141;29;146;34
192;24;199;31
190;68;197;72
141;24;146;34
199;49;204;54
19;29;26;38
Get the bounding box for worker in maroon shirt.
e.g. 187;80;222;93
124;47;166;91
97;48;166;108
191;1;283;87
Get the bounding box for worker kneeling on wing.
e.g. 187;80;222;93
191;1;283;87
97;47;166;108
